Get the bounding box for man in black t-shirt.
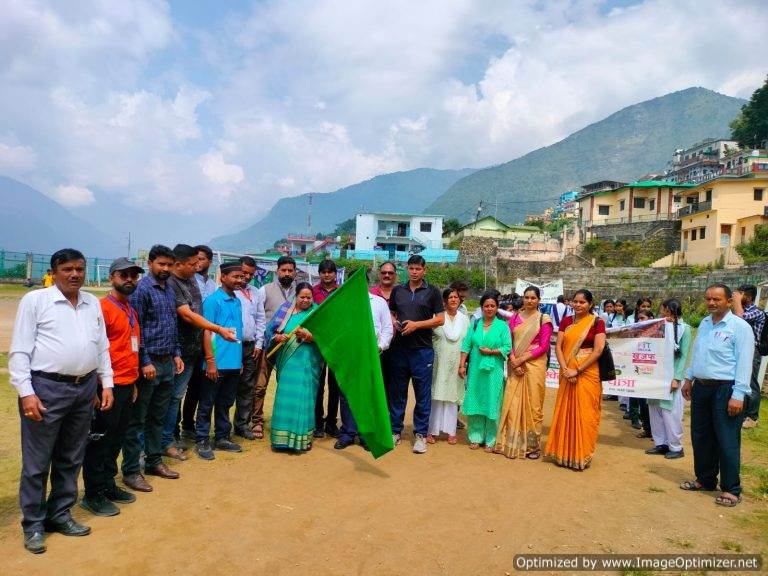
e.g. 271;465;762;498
389;255;444;454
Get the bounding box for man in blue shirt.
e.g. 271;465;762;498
123;245;184;491
195;261;245;460
680;283;754;507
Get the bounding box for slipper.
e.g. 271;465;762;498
484;445;494;453
679;480;714;492
526;450;541;460
715;493;742;507
469;443;480;450
426;434;436;445
447;436;458;445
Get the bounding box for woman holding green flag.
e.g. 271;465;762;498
266;282;323;452
459;292;512;452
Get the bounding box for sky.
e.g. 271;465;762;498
1;0;766;244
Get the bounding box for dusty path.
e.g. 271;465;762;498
0;391;764;576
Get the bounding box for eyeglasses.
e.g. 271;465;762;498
380;271;396;275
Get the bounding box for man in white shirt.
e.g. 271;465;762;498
334;292;394;450
233;256;267;439
9;248;114;554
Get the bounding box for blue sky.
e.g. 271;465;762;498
0;0;766;244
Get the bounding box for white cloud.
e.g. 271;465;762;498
0;138;36;172
200;152;244;186
52;184;95;206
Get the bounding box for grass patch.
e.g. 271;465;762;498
0;352;7;369
0;370;20;526
720;540;743;552
665;536;694;549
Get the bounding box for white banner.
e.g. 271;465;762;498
545;318;674;400
514;278;563;304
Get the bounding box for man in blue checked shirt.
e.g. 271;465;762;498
122;245;184;492
680;283;754;507
732;284;764;429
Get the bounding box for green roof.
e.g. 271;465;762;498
627;180;695;188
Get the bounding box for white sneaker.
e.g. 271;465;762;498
413;434;427;454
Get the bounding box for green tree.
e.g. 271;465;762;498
736;224;768;264
443;218;462;235
332;218;356;236
730;75;768;149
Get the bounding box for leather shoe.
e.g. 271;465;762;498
24;531;46;554
43;517;91;537
123;473;153;492
235;428;256;440
645;445;669;455
665;449;685;459
145;462;180;479
164;445;188;461
334;438;354;450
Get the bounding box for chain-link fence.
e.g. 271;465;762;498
0;250;113;284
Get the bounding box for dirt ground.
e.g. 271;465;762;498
0;293;766;575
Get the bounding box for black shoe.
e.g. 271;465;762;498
325;424;340;438
313;428;325;439
456;419;466;430
334;438;354;450
23;531;46;554
43;517;91;537
80;493;120;517
665;449;685;459
103;486;136;504
645;445;669;455
214;438;242;452
195;440;215;460
235;429;256;440
623;413;631;419
630;421;642;430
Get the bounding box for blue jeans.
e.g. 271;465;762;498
389;346;434;437
161;356;195;449
690;380;744;495
338;393;358;443
196;369;239;442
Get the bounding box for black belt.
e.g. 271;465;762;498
694;378;734;386
32;370;96;384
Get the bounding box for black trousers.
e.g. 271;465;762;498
196;369;239;442
690;381;744;495
82;383;135;497
122;357;175;474
745;351;762;421
234;342;258;433
315;365;340;430
19;373;96;533
181;352;204;434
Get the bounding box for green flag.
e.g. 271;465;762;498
300;268;394;458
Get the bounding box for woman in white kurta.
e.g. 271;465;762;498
427;288;470;444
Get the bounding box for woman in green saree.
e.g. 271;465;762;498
267;282;323;452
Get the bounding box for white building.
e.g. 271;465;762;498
355;212;444;253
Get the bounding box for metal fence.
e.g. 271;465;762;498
0;250;114;284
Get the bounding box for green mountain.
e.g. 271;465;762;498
427;87;746;223
212;167;475;251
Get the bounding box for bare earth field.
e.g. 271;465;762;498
0;289;766;575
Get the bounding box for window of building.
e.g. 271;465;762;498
619;200;625;211
683;230;689;240
691;229;697;241
705;189;712;202
755;188;764;201
598;205;610;216
649;199;655;211
700;226;706;240
419;222;432;233
633;197;645;209
741;227;746;239
673;195;681;202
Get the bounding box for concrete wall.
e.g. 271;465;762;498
588;220;681;251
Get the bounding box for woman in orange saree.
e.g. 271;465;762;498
495;286;553;459
543;289;606;471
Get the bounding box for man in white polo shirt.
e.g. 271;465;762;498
9;248;114;554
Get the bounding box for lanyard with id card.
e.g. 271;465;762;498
107;294;139;352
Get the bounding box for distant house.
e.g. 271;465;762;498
652;171;768;267
446;215;546;243
666;138;738;184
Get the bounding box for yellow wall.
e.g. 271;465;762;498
579;186;684;225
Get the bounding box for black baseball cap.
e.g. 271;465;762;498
109;257;145;275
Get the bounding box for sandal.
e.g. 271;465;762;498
426;434;436;445
469;443;480;450
447;436;458;445
526;450;541;460
484;445;494;453
679;480;714;492
251;424;264;439
715;493;742;507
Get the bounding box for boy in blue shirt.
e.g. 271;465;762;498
195;262;245;460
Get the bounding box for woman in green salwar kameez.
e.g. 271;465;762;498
267;282;323;452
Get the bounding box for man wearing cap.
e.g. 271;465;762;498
9;248;114;554
80;258;144;517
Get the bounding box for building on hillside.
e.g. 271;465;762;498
276;234;351;257
552;190;580;219
650;173;768;268
343;212;458;262
722;148;768;177
443;215;548;244
525;207;554;225
665;138;739;184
